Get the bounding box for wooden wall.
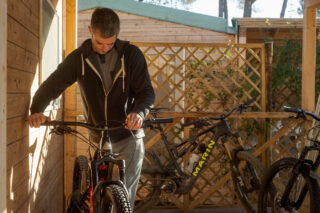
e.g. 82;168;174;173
7;0;63;212
78;9;235;45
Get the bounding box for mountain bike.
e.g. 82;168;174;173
135;98;268;213
41;120;164;213
258;106;320;213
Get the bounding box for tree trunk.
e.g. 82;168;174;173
243;0;255;17
280;0;288;18
219;0;224;17
224;0;228;21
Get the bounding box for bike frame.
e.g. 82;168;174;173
89;131;128;213
152;114;245;194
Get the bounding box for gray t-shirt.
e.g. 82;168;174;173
96;48;119;93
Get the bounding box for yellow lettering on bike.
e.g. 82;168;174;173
193;167;200;176
202;152;208;160
192;140;215;177
208;140;215;148
199;160;204;168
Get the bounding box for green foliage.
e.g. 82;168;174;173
271;36;320;108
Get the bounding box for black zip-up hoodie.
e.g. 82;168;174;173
30;39;155;142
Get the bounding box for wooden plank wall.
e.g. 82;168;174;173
0;0;7;211
6;0;63;212
78;9;235;46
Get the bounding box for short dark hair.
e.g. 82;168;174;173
90;8;120;38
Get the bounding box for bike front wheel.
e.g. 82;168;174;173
231;150;265;213
68;155;90;213
101;184;132;213
258;157;320;213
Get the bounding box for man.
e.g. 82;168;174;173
27;7;155;209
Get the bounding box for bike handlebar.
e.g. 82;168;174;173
41;117;174;131
283;106;320;121
182;97;256;128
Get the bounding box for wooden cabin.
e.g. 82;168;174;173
233;17;320;44
77;0;235;45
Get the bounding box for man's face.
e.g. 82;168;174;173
89;27;117;55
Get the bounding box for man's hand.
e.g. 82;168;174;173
125;112;143;130
27;113;50;128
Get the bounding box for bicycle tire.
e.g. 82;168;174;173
68;155;90;213
134;150;162;213
258;157;320;213
101;184;132;213
231;150;265;213
73;155;89;192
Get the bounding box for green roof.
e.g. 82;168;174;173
78;0;235;34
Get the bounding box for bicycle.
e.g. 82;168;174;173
258;106;320;213
41;119;165;213
135;98;268;213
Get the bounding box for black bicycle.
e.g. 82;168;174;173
135;98;267;213
258;106;320;213
41;120;163;213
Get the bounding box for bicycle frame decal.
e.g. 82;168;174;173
192;140;216;177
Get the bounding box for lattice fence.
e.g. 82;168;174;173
133;43;267;210
134;43;266;113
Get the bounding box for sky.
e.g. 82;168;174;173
173;0;302;25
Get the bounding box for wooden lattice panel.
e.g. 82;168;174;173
134;43;266;113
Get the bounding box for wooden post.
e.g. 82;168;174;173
264;41;273;167
302;6;316;112
0;0;6;211
64;0;77;209
265;42;273;112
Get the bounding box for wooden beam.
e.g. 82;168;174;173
0;0;7;211
234;18;320;28
302;7;316;112
304;0;320;8
64;0;77;209
65;111;295;119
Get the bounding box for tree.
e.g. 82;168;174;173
243;0;256;17
297;0;320;17
219;0;228;20
280;0;288;18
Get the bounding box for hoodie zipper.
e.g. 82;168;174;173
84;57;125;122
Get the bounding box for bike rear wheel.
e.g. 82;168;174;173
135;150;162;213
231;150;265;213
101;184;132;213
258;157;320;213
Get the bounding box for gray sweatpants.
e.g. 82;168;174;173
111;136;145;209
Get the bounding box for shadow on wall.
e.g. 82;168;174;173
7;109;64;212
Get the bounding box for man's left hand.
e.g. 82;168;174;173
125;113;143;130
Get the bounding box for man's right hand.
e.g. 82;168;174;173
27;113;50;128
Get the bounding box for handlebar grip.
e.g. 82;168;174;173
283;106;302;113
181;120;199;128
244;97;256;106
144;117;174;125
